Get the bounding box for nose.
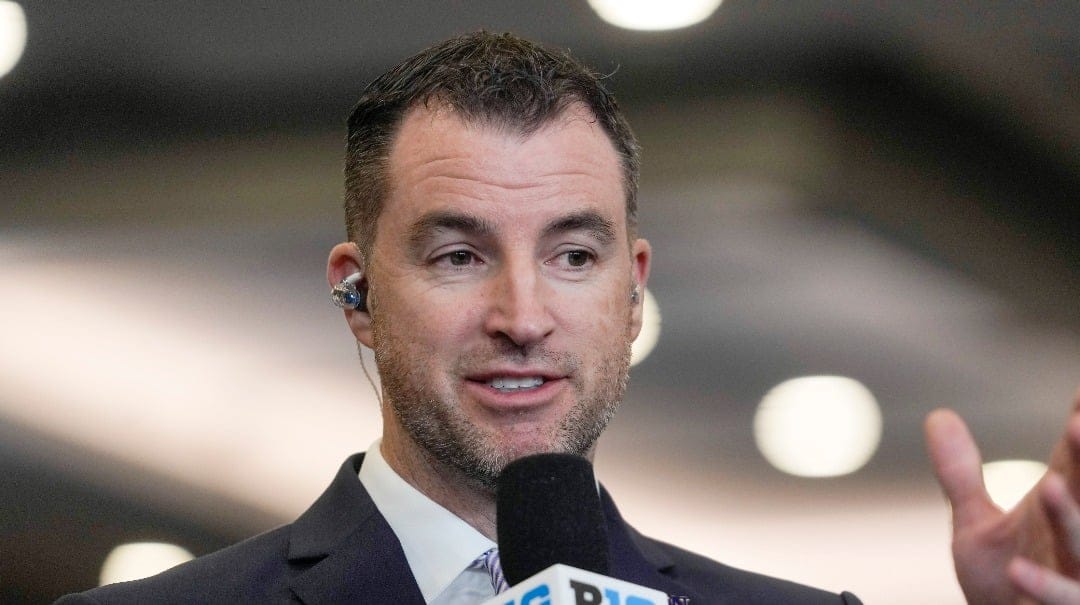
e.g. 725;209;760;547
483;261;555;348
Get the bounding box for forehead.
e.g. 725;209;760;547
378;104;626;236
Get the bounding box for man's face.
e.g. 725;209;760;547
343;104;650;488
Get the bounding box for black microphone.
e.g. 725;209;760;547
496;453;610;586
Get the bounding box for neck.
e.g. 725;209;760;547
379;426;499;541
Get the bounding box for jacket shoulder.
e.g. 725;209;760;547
55;454;381;605
634;531;862;604
55;525;299;605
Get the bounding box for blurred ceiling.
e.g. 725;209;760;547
1;2;1078;604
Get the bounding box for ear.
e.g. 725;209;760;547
628;238;652;341
327;242;374;348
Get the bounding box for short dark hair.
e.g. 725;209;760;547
343;31;640;256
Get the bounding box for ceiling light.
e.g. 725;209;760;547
630;287;661;366
587;0;723;31
754;376;883;477
982;460;1047;510
100;542;195;586
0;1;26;79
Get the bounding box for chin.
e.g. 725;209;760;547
495;434;590;462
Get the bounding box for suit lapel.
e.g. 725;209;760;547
286;456;708;604
601;487;703;603
287;453;425;605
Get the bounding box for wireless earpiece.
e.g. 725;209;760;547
331;272;368;312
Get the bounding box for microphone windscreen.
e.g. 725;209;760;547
496;453;610;586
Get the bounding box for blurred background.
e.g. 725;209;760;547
1;1;1077;603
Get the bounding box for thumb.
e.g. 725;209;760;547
925;408;998;528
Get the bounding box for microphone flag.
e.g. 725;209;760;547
479;563;669;605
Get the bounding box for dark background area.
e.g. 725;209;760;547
2;2;1077;603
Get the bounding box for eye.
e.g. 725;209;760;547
565;250;591;267
448;250;474;266
433;249;482;269
550;249;595;270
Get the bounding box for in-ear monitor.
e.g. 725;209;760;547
331;272;368;312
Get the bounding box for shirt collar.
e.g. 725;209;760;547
359;440;495;603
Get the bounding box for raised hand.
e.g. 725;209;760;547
1008;473;1080;604
925;390;1080;605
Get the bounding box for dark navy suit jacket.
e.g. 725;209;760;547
57;453;862;604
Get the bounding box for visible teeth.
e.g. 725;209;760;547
489;376;545;391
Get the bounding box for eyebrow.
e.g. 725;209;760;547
542;211;617;246
407;210;497;250
406;209;618;251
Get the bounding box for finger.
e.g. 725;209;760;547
1056;390;1080;499
925;408;998;527
1041;473;1080;568
1009;557;1080;605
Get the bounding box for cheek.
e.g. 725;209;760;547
554;287;630;341
376;282;484;346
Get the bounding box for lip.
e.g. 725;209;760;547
463;373;568;411
465;367;565;382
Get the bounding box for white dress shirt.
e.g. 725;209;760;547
358;440;497;604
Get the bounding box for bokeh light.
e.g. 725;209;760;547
754;376;883;477
983;459;1047;510
0;1;26;79
630;287;661;366
100;542;195;586
587;0;723;31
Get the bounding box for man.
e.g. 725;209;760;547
58;32;1080;605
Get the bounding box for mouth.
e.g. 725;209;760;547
464;369;566;407
487;376;546;393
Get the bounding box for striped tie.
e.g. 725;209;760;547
475;550;687;603
478;547;510;594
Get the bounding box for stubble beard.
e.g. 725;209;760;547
371;316;632;491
